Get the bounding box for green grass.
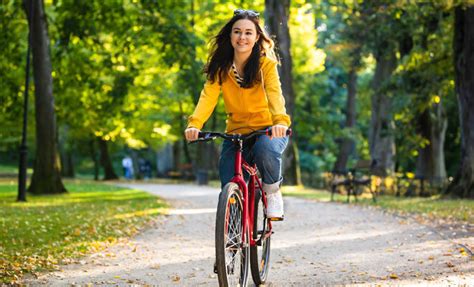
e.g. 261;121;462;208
0;163;33;175
0;164;18;174
282;186;474;223
0;180;168;284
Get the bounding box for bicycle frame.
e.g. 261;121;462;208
229;139;272;248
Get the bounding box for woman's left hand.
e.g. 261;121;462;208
270;124;288;139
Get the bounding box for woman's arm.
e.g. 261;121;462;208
187;80;221;130
263;59;291;127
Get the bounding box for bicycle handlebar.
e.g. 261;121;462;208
188;128;292;144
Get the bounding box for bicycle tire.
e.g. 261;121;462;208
215;182;250;287
250;187;271;285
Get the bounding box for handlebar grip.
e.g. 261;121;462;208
266;128;292;137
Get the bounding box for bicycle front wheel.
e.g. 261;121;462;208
215;182;250;287
250;188;271;285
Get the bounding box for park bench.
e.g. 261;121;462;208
167;163;194;180
330;160;377;203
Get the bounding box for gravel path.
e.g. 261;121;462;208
23;183;473;286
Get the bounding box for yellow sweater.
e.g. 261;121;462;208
187;56;291;134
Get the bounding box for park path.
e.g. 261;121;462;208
23;183;473;286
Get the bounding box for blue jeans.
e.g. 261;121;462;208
219;135;289;188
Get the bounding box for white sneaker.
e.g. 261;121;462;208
263;181;284;220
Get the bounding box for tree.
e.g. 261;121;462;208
24;0;66;194
333;52;360;172
447;4;474;197
389;3;452;186
265;0;302;185
331;3;364;172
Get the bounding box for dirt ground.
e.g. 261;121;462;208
22;183;473;286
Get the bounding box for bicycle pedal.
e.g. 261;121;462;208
268;216;284;221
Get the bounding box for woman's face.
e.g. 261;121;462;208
230;19;259;55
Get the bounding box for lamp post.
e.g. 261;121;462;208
18;0;34;202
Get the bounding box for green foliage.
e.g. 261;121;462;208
0;1;30;150
0;180;168;284
0;0;465;185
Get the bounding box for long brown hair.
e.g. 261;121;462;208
204;10;277;88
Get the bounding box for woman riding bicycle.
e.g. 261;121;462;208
184;9;290;220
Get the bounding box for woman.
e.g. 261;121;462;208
184;9;291;220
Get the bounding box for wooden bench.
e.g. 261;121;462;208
330;160;376;203
167;163;194;180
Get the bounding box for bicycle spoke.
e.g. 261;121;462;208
216;184;249;287
223;194;245;285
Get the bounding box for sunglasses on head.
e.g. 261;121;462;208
234;9;260;18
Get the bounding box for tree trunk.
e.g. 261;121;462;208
130;149;141;179
265;0;301;185
334;65;358;172
178;101;192;165
60;149;75;178
369;50;397;177
25;0;66;194
173;140;181;171
59;126;75;178
156;144;173;177
415;104;447;186
89;139;99;181
447;6;474;197
97;138;118;180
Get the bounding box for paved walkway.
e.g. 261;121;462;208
23;183;473;286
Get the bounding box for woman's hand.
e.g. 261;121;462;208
184;127;200;141
270;124;288;139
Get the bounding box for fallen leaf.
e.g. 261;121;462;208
459;248;468;257
389;273;398;279
73;228;81;236
446;262;455;268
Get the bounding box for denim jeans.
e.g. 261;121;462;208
219;135;289;188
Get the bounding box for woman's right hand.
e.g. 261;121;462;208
184;127;200;141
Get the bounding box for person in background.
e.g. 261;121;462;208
122;156;134;180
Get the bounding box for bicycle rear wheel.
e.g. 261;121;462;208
215;182;249;287
250;188;271;285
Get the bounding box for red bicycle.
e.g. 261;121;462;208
191;128;291;286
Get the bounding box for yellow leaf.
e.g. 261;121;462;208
88;226;96;235
73;228;81;236
389;273;399;279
